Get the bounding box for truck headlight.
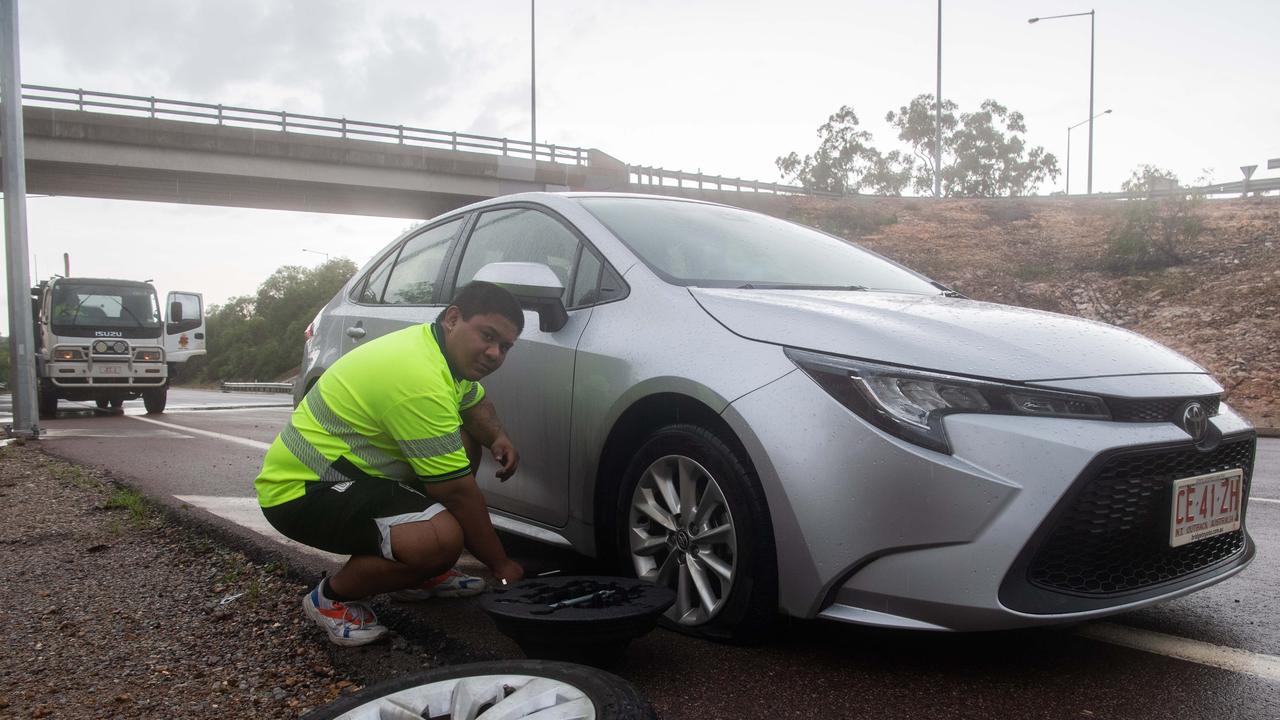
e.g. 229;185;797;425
785;348;1111;454
133;349;163;362
54;348;85;361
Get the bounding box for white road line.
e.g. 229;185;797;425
1251;497;1279;505
174;495;344;562
1077;622;1280;683
125;414;271;451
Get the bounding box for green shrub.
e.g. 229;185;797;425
1101;195;1205;273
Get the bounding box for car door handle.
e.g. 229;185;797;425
346;326;366;339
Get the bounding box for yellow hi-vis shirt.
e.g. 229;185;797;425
255;322;485;508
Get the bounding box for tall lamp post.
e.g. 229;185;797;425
1066;109;1111;195
531;0;537;153
1029;9;1097;194
302;248;331;261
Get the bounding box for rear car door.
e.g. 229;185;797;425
339;216;467;352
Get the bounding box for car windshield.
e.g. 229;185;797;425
578;197;939;292
50;282;162;328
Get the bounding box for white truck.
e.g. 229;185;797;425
31;277;205;418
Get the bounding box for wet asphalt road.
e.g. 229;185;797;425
6;389;1279;719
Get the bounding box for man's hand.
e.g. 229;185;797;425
492;558;525;585
490;434;520;481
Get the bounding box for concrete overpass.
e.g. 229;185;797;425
5;86;812;219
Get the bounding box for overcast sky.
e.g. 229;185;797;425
4;0;1278;323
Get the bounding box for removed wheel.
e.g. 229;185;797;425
302;660;656;720
142;388;167;414
617;423;777;642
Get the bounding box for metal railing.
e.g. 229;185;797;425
18;84;590;166
220;381;293;394
627;165;839;197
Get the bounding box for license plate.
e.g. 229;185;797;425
1170;469;1244;548
99;365;122;375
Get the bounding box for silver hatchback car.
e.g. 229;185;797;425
298;192;1256;641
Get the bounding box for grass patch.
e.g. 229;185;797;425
984;202;1035;224
105;487;151;529
1011;260;1057;281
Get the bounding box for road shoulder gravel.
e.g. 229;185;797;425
0;442;468;719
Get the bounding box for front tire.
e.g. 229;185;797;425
143;388;167;414
303;660;656;720
616;424;776;643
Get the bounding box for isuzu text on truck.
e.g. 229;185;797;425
31;277;205;417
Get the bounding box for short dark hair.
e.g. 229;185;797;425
440;281;525;333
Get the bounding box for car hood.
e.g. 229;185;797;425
689;288;1205;382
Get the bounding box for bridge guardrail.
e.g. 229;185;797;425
627;165;838;197
18;84;589;166
220;381;294;395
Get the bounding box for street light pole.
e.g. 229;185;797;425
1;0;40;438
531;0;537;153
935;0;942;199
1066;109;1111;195
1029;9;1097;194
301;248;331;261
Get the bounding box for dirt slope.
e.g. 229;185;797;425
779;195;1279;428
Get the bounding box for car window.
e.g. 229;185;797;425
355;247;398;304
579;196;939;293
570;248;603;308
455;208;579;302
383;217;464;305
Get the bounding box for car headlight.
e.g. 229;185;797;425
785;348;1111;454
54;347;85;361
133;349;163;362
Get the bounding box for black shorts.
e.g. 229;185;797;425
262;480;446;561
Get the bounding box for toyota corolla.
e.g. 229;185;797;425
298;193;1255;641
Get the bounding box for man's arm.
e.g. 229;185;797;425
422;473;523;583
461;398;519;480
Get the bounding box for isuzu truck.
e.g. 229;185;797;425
31;277;205;417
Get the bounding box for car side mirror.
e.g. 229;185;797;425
169;301;184;323
473;262;568;332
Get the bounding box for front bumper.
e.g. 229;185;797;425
45;359;167;388
724;369;1255;631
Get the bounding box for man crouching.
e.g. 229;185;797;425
254;281;525;645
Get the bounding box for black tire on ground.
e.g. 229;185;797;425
109;398;124;409
615;423;777;643
302;660;656;720
95;399;109;409
142;388;167;414
37;390;58;419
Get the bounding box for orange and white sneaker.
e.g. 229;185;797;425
388;568;487;601
302;584;388;647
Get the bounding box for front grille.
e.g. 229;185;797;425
1026;437;1253;596
1108;395;1220;423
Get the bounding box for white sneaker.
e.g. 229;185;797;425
302;585;388;647
389;568;487;601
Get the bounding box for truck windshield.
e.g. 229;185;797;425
51;283;162;329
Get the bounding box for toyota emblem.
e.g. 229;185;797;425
1180;402;1209;442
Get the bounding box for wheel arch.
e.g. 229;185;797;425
591;392;761;563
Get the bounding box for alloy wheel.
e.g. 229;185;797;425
628;453;738;626
322;672;594;719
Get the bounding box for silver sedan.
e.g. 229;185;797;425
298;193;1256;641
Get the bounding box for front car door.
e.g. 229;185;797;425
447;204;597;528
164;291;205;362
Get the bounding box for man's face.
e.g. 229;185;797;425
440;307;520;381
